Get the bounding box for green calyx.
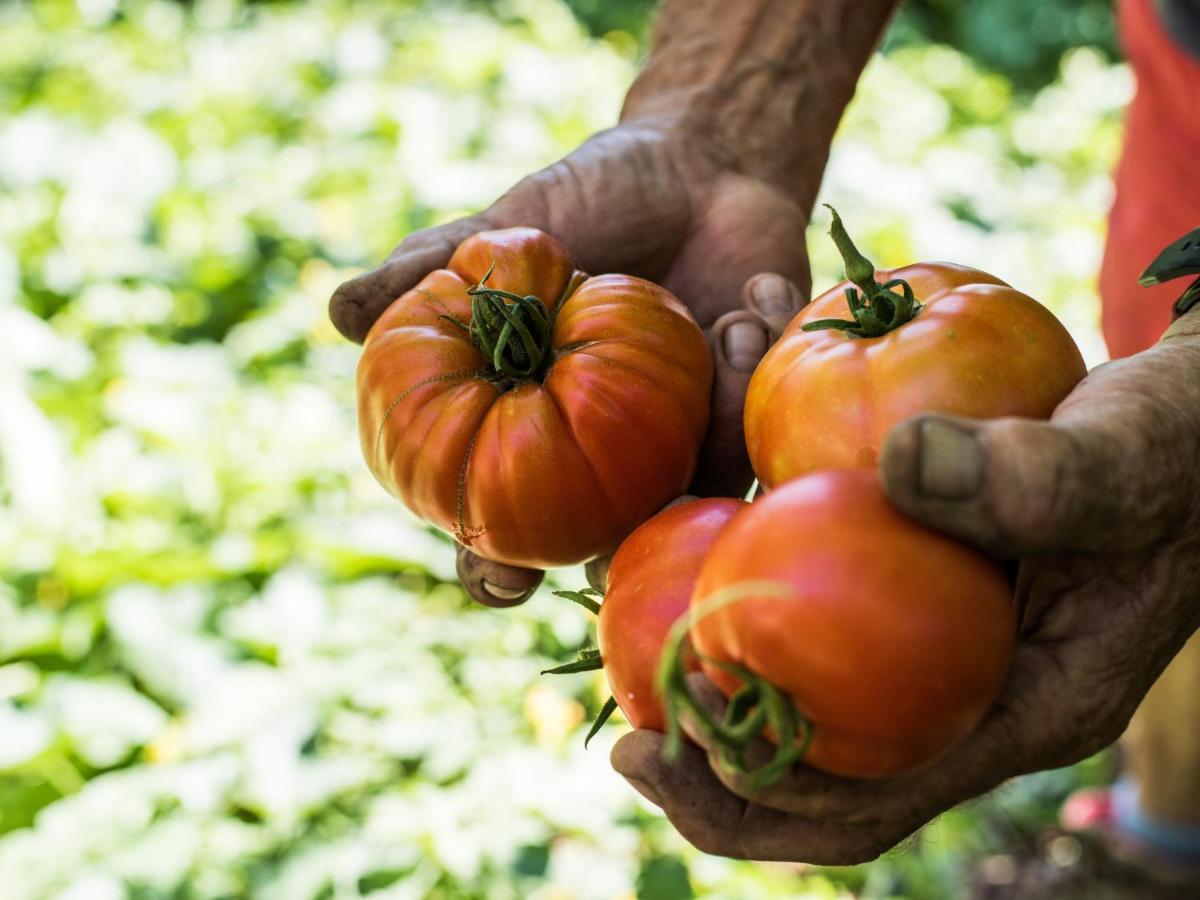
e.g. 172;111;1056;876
464;263;554;380
553;588;602;616
543;588;617;749
541;590;604;675
656;581;812;791
802;205;923;338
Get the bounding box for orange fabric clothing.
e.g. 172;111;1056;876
1101;0;1200;359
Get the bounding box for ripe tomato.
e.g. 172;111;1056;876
357;227;713;568
744;209;1087;489
598;497;746;732
687;469;1014;779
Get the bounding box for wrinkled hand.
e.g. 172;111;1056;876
611;310;1200;864
330;118;810;606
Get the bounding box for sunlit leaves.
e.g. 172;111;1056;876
0;0;1122;896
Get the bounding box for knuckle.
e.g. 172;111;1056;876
713;767;758;804
983;420;1061;538
981;420;1112;548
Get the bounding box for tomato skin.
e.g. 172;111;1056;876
690;469;1015;778
598;498;746;732
744;263;1087;488
356;227;713;568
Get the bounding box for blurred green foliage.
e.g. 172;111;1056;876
0;0;1124;896
558;0;1119;89
894;0;1118;89
556;0;653;38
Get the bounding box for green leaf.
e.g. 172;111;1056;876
540;655;604;676
636;855;694;900
513;843;551;878
357;867;413;893
552;590;602;615
583;695;618;748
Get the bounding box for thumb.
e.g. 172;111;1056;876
455;544;543;608
329;214;496;343
879;415;1133;557
693;275;805;497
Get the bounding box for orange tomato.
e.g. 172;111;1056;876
745;210;1086;489
356;227;713;568
598;497;746;732
689;469;1015;778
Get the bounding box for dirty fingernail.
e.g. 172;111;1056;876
918;420;984;500
722;321;769;373
749;274;793;317
481;580;532;602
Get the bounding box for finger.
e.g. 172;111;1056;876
674;674;1017;828
879;414;1141;557
692;310;770;497
328;153;607;344
612;730;776;859
675;671;731;752
690;274;803;497
330;215;497;343
675;674;881;822
659;178;811;328
455;544;543;608
585;555;611;594
741;273;806;339
611;730;908;863
675;672;812;802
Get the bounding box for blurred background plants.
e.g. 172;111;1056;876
0;0;1125;896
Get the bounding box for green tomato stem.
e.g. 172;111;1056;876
656;580;813;791
803;206;923;338
466;263;554;380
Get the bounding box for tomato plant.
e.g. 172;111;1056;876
663;469;1015;782
744;208;1087;489
356;227;713;568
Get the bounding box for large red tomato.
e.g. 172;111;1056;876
745;209;1087;489
598;497;746;732
687;469;1015;779
357;227;713;568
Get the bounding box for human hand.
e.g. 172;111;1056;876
610;310;1200;863
332;0;907;606
333;118;810;606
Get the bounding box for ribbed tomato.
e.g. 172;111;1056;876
356;227;713;568
598;497;746;732
687;469;1015;779
745;209;1086;489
